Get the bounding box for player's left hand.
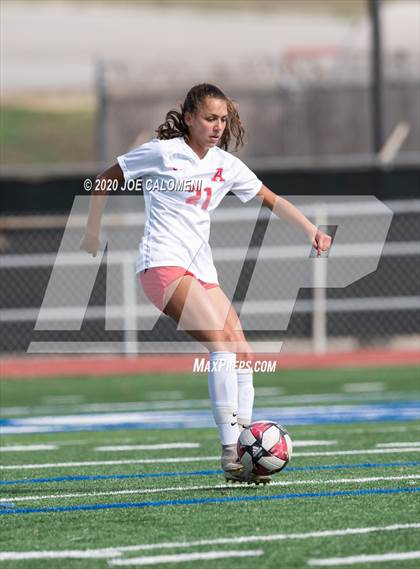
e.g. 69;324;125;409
312;230;332;257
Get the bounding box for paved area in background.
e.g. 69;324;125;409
2;0;419;98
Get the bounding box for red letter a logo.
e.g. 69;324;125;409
212;168;225;182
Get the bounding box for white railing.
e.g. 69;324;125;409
1;199;419;354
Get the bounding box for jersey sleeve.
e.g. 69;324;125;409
117;139;162;181
230;158;263;203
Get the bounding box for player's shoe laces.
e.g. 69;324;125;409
221;444;243;475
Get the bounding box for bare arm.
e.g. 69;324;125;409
255;184;332;256
80;163;125;256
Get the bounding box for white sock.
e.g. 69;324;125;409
237;367;254;429
207;351;239;445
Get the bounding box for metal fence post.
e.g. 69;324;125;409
122;254;138;355
95;58;108;167
312;206;328;354
369;0;384;153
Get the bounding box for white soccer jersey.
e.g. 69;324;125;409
117;137;262;282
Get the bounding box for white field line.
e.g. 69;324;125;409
2;447;420;470
1;524;419;561
254;387;284;396
292;440;337;447
0;390;412;416
95;443;200;452
0;435;344;447
293;426;413;437
1;475;419;505
376;442;420;448
51;440;91;446
145;391;185;400
94;441;335;452
343;383;385;393
338;426;411;435
292;448;420;458
109;549;264;566
0;551;122;561
308;550;420;566
0;456;218;470
41;396;85;404
0;445;58;452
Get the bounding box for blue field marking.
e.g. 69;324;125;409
1;461;420;486
1;487;419;516
0;469;221;486
1;401;419;434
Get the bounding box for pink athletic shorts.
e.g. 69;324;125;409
140;266;219;311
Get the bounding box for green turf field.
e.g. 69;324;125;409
0;366;419;568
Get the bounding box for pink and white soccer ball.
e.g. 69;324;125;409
237;421;293;476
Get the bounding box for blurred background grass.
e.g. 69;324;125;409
0;106;95;165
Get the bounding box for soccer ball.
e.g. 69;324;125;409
237;421;293;476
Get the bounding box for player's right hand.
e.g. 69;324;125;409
80;232;100;257
312;229;332;257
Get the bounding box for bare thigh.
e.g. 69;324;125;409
163;276;247;354
204;286;253;362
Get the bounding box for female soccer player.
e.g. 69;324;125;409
81;83;331;484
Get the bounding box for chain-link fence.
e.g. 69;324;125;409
100;52;420;163
1;195;418;355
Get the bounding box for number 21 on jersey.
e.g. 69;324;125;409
186;186;212;210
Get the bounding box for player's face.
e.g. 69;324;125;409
185;97;228;155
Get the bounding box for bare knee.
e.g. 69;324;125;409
214;330;253;365
207;329;237;354
236;345;254;366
